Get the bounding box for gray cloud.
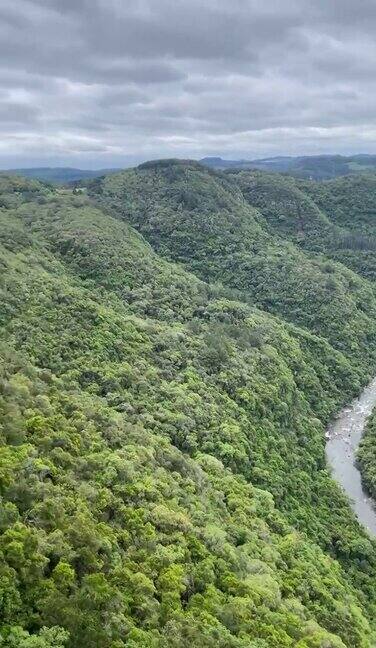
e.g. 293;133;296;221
0;0;376;166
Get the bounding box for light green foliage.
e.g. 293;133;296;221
1;170;376;646
0;626;69;648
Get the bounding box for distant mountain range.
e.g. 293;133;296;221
200;154;376;179
4;154;376;184
0;166;121;184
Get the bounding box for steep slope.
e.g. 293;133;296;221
2;178;365;536
301;174;376;236
232;170;376;282
228;170;337;251
92;160;376;373
1;177;376;646
302;174;376;281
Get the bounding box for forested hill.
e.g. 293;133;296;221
93;160;376;368
2;168;376;647
230;170;376;282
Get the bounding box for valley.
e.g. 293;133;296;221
2;164;376;646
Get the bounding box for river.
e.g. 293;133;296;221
326;377;376;537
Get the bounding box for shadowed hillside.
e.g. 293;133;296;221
92;160;376;370
230;170;376;282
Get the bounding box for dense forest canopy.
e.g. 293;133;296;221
2;164;376;646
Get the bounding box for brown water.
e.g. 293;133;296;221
326;377;376;537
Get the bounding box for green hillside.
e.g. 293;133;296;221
230;169;376;282
358;411;376;500
2;169;376;646
93;160;376;370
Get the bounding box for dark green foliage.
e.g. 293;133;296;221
300;175;376;280
233;169;376;279
94;162;376;372
234;170;376;282
1;171;376;646
358;412;376;499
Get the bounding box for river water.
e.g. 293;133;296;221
326;377;376;537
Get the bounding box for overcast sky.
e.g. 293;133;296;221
1;0;376;168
